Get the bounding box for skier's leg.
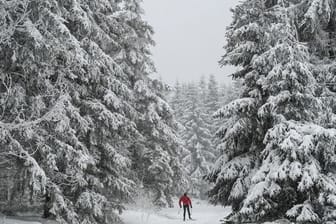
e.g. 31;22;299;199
187;206;191;219
183;205;186;221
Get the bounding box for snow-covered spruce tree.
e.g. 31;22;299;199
293;0;336;99
227;80;243;105
170;80;186;119
218;80;243;108
170;81;191;161
181;82;215;198
0;0;182;223
237;5;336;223
199;75;218;140
206;75;220;117
112;1;183;207
206;0;271;214
200;75;220;135
297;1;336;221
0;0;139;223
207;1;336;223
0;0;90;218
299;0;336;59
131;79;184;207
299;0;336;122
205;75;221;150
218;83;231;106
170;83;192;193
168;81;192;194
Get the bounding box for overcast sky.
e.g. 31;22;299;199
142;0;238;85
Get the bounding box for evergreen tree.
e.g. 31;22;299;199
0;0;182;223
206;75;220;117
113;0;183;208
168;77;223;198
219;80;243;107
131;79;183;207
170;80;185;119
180;82;215;197
206;75;221;149
206;1;270;216
218;83;231;106
207;0;336;223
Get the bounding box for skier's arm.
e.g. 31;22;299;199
189;198;192;208
179;198;182;208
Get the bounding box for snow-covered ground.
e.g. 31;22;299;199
0;216;57;224
0;200;228;224
0;201;289;224
120;199;231;224
0;220;40;224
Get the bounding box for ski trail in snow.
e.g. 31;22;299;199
121;200;231;224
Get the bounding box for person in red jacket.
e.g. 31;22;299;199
179;193;192;221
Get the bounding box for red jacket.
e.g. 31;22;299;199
179;195;192;207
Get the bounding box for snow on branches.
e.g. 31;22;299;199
207;0;336;223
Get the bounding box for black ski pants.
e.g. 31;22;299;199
183;205;191;220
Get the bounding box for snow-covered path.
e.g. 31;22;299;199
121;200;231;224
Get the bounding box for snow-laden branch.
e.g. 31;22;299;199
0;0;29;44
0;94;69;130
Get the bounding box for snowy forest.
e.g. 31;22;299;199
168;77;240;199
0;0;336;224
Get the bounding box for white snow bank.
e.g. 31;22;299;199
0;216;57;224
0;217;40;224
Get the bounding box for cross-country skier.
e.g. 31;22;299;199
179;193;192;221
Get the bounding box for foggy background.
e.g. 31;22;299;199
143;0;238;85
